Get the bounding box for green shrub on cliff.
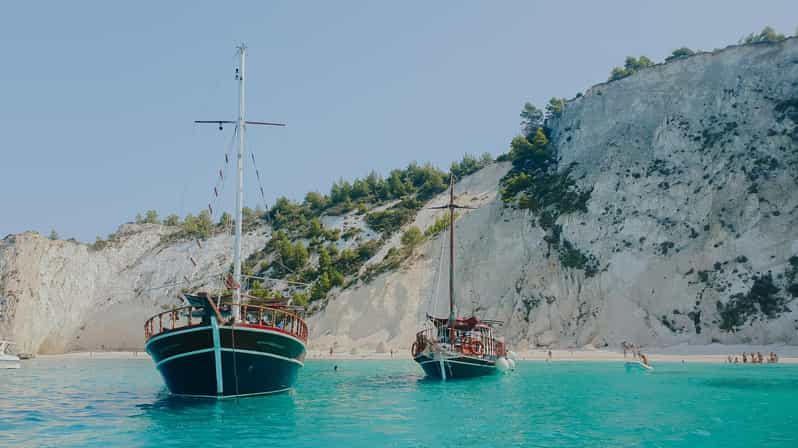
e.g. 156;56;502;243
135;210;160;224
739;26;786;44
545;98;566;121
520;102;544;138
322;162;450;211
400;226;424;254
450;153;493;179
608;56;654;81
501;120;590;226
665;47;695;61
718;273;788;331
365;198;423;236
425;212;456;237
163;214;180;226
500;103;596;277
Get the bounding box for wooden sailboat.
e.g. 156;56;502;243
411;177;511;380
143;45;308;398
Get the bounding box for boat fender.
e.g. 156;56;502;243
496;356;510;373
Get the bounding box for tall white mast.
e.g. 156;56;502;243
448;175;455;326
232;44;247;322
194;45;285;322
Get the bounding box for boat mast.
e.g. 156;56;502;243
448;175;455;328
232;44;247;322
194;44;285;322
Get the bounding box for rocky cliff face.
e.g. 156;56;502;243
0;226;266;353
2;39;797;354
310;38;798;352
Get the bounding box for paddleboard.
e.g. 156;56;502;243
624;361;654;372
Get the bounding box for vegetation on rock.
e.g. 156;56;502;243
425;212;456;237
135;210;160;224
665;47;695;62
739;26;787;45
608;56;654;81
500;103;596;276
718;273;789;331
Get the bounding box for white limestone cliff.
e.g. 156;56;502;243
309;38;798;352
0;225;267;353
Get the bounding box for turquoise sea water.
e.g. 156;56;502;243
2;358;797;447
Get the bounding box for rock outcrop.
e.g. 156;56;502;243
0;225;266;353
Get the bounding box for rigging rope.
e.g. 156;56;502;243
429;215;448;318
164;123;238;305
249;149;270;212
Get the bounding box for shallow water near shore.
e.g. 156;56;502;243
2;358;797;447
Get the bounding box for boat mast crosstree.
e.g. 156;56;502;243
143;44;306;399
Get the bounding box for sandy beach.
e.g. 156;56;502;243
32;343;798;364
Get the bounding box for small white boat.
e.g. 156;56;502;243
0;341;21;369
625;360;653;372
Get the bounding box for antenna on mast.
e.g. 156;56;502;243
194;44;285;322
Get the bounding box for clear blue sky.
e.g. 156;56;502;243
1;1;796;242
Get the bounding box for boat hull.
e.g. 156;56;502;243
0;356;20;369
145;322;305;398
414;353;497;380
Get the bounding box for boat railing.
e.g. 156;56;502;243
414;326;506;358
236;303;308;342
144;306;203;339
144;303;308;343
